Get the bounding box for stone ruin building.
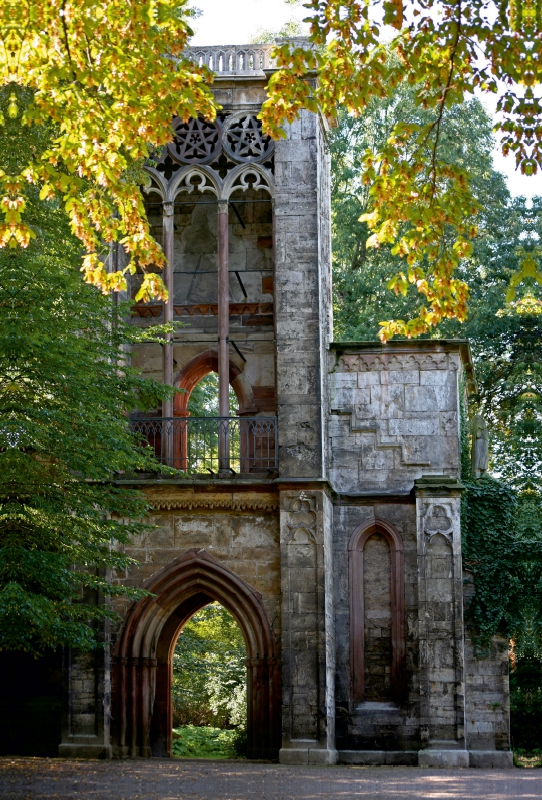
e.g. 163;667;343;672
12;43;514;768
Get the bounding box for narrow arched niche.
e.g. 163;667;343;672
349;519;406;704
363;533;392;701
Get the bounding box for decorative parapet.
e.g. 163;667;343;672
329;339;477;393
185;44;276;77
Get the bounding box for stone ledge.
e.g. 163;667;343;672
58;743;112;759
279;748;339;766
469;750;514;769
339;750;418;766
418;749;469;768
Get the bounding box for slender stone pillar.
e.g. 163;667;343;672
279;489;337;765
162;200;174;419
217;201;230;471
415;476;468;768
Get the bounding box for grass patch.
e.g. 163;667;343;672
172;725;246;759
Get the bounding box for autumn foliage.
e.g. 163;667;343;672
0;0;216;300
261;0;542;338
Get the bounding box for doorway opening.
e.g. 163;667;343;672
171;601;247;759
113;549;280;759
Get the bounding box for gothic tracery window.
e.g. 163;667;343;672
168;117;221;164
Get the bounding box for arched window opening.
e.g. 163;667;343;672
187;372;238;417
349;519;406;705
172;602;248;759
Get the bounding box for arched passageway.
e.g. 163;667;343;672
171;600;247;758
112;549;280;759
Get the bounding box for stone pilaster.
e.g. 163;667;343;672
59;642;112;759
415;476;468;768
279;488;337;765
274;109;331;479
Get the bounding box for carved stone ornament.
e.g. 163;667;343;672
335;352;452;374
222;114;274;163
286;494;317;545
423;503;453;539
145;490;278;513
168;117;221;165
470;413;489;478
175;169;218;196
230;168;272;195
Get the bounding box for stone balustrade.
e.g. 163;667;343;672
186;44;276;76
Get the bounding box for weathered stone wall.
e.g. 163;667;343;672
363;533;392;702
279;488;337;765
111;486;281;644
328;342;470;493
274;109;331;479
465;635;511;757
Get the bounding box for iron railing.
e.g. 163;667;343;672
131;416;278;475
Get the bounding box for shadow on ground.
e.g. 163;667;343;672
1;758;541;800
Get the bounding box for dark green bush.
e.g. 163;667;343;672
510;657;542;752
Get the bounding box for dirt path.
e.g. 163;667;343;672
1;757;540;800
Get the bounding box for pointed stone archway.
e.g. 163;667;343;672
112;549;280;759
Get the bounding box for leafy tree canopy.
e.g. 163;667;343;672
262;0;542;338
329;79;542;665
172;603;247;730
0;91;172;653
1;0;216;301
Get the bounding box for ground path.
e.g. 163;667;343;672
1;757;540;800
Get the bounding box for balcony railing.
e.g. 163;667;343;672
131;416;278;475
185;45;276;77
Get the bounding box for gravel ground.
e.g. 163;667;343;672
1;757;540;800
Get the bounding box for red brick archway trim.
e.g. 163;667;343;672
112;549;280;759
173;350;251;416
348;518;406;703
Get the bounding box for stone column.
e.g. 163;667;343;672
274;109;330;479
162;200;174;420
415;476;468;768
217;201;230;472
278;489;337;765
